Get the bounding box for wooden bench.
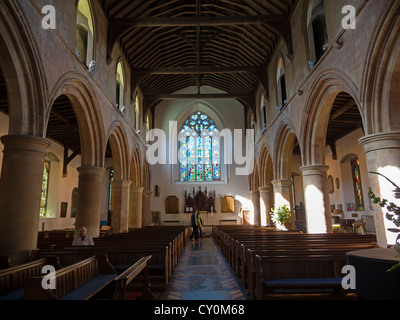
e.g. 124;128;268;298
253;254;347;300
24;254;117;300
0;256;61;300
0;256;11;270
33;245;171;289
113;255;154;300
212;226;377;299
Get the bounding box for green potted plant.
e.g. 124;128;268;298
271;205;291;231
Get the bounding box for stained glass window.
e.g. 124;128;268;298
179;112;220;182
40;160;51;217
351;158;365;211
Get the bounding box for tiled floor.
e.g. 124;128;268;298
163;237;249;300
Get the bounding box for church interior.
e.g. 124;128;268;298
0;0;400;302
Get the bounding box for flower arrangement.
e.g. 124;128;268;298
271;205;291;230
368;172;400;272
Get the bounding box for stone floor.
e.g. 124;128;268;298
163;237;250;300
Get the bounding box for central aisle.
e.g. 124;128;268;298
163;237;249;300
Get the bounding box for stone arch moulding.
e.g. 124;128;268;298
273;120;300;181
47;72;105;168
174;100;227;132
105;120;130;181
361;0;400;134
0;0;48;137
258;144;274;187
130;146;143;188
301;68;363;167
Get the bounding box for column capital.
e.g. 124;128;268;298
300;165;329;176
143;190;152;197
131;186;144;193
77;166;106;177
249;189;260;196
359;132;400;153
1;134;51;152
258;186;273;193
112;179;132;188
271;179;293;187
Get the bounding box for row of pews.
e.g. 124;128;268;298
212;225;378;300
0;226;189;300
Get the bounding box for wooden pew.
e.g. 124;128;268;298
254;254;346;300
24;254;117;300
212;226;377;299
0;256;11;270
253;253;348;300
0;256;61;300
33;245;171;290
113;255;154;300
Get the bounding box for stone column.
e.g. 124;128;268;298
359;132;400;247
111;179;131;233
129;186;144;229
75;166;105;238
271;180;295;230
0;135;50;265
142;190;152;227
300;165;332;234
249;190;261;225
259;186;274;227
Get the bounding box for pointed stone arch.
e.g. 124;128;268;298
361;0;400;134
129;146;144;229
105;121;130;181
301;68;362;167
48;72;105;168
258;144;274;188
0;0;48;137
274;120;301;181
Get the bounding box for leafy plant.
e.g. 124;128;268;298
368;171;400;272
271;205;291;228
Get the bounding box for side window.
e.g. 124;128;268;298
277;57;287;108
307;0;328;64
76;0;95;68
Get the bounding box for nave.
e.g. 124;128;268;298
164;236;248;300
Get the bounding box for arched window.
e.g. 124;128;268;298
116;61;124;110
307;0;328;64
40;160;51;217
179;112;220;182
261;100;267;131
76;0;94;67
277;57;287;108
135;95;140;131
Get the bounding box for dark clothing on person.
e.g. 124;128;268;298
190;212;199;240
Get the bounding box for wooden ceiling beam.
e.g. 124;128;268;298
107;14;292;59
145;93;254;100
110;14;287;27
133;65;265;75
